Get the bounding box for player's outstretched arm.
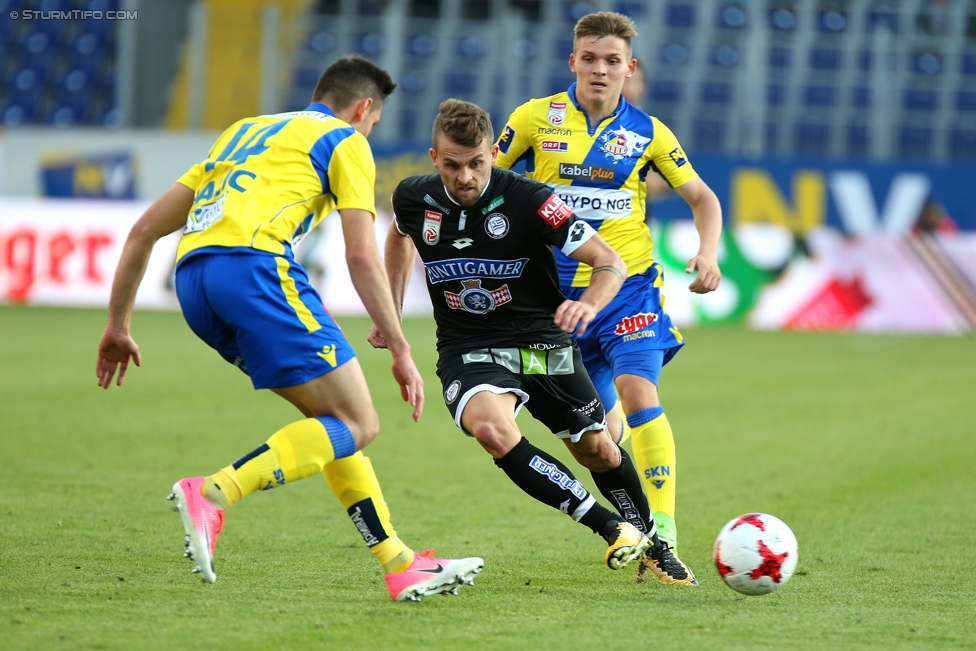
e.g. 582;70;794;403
340;208;424;422
556;235;626;336
97;183;193;389
674;177;723;294
367;221;417;350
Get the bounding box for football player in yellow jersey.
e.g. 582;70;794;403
496;12;722;579
95;56;483;601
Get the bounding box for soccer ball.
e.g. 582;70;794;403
713;513;798;595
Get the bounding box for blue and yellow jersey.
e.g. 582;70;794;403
495;83;698;288
175;103;375;263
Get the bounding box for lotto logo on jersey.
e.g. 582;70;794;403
541;140;569;152
548;102;567;126
537;195;573;228
422;210;442;245
614;311;658;335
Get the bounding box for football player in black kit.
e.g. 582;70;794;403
368;99;695;581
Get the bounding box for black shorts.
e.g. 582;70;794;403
436;342;607;441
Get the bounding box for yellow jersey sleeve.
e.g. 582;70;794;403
176;163;202;191
647;117;698;189
328;131;377;216
495;100;535;169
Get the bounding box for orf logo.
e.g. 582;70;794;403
614;311;658;335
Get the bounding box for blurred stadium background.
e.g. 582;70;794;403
2;0;976;333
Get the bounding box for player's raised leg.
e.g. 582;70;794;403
464;391;649;570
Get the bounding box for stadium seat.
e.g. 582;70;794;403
306;31;336;54
711;45;739;67
795;123;830;154
614;3;646;18
661;42;690;66
810;48;842;70
651;80;681;103
899;127;933;157
355;33;384;56
548;75;574;96
957;91;976;112
769;8;797;31
700;82;732;104
847;124;870;156
666;4;696;28
693;119;725;151
407;34;436;57
767;84;785;106
769;47;790;69
443;72;475;95
803;86;837;107
911;52;943;75
717;4;747;29
950;129;976;159
867;6;899;33
963;53;976;75
817;10;848;32
904;89;939;111
457;36;486;58
851;87;871;108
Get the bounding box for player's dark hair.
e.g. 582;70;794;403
312;55;397;111
431;99;494;149
573;11;637;54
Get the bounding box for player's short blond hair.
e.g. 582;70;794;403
573;11;638;54
431;99;494;149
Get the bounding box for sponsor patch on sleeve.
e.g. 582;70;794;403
498;125;516;154
537;194;573;229
668;146;687;167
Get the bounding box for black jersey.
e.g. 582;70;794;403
393;167;596;356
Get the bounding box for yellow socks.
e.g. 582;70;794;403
323;452;413;574
202;416;357;508
627;406;678;547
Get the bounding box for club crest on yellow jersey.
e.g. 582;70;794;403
600;127;651;162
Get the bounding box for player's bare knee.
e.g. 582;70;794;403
467;419;518;458
342;410;380;450
572;434;619;472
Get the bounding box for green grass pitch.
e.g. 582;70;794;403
0;305;974;650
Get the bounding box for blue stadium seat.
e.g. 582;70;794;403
768;8;797;31
817;10;848;32
443;72;475;95
306;31;336;54
795;123;830;154
803;86;836;107
651;81;681;103
693;119;725;151
847;124;869;157
899;127;933;157
660;42;690;66
717;4;746;29
810;48;842;70
911;52;943;75
767;84;785;106
457;36;486;58
554;38;573;60
407;34;436;57
293;68;320;89
354;33;383;56
700;82;732;104
858;50;872;71
957;91;976;112
904;89;938;111
950;129;976;159
667;4;695;28
711;45;739;67
615;3;646;18
768;47;790;68
867;6;899;33
961;53;976;76
852;87;870;108
398;108;418;141
399;71;427;93
548;75;574;95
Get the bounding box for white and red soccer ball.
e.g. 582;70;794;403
714;513;798;595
